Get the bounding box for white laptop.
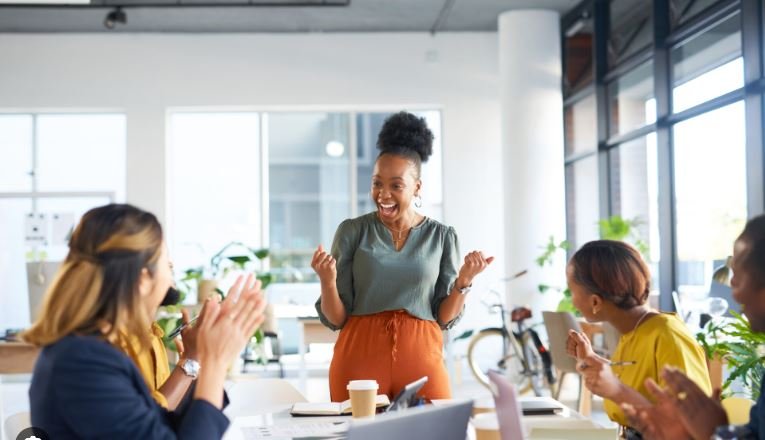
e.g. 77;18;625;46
346;400;473;440
488;370;525;440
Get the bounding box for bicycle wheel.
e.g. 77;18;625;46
466;328;531;394
520;333;547;396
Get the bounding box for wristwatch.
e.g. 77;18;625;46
453;282;472;295
180;358;201;379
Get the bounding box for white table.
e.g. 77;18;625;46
223;397;612;440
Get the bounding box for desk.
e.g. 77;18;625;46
0;342;39;374
297;317;337;375
223;397;610;440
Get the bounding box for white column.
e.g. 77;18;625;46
499;10;567;310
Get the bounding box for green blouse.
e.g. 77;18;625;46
315;212;463;331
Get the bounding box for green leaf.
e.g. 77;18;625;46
257;273;274;290
538;284;550;293
452;330;474;341
253;248;270;260
227;255;252;265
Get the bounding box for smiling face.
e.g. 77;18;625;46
371;154;421;222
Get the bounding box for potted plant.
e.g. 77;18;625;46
696;311;765;400
535;236;577;315
158;242;273;366
184;242;272;303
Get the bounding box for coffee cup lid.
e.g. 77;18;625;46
347;380;379;391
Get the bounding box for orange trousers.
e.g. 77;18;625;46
328;310;451;402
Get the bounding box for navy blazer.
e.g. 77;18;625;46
30;334;230;439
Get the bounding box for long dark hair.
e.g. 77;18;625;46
24;204;163;350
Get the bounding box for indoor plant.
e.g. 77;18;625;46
696;311;765;400
158;242;273;364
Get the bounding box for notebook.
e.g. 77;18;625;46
290;395;390;416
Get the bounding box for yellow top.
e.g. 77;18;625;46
604;312;712;426
120;323;172;408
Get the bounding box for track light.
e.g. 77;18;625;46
104;7;127;30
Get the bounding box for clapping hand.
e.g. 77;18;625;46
661;367;727;439
196;274;267;369
622;378;694;440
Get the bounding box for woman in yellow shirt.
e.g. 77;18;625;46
565;240;711;437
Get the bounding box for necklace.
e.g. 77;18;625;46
378;214;414;248
631;309;653;333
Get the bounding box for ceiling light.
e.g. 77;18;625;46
104;7;126;30
325;141;345;158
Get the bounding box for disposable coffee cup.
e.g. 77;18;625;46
347;380;379;419
472;412;501;440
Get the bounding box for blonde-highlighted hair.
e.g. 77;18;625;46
23;204;163;352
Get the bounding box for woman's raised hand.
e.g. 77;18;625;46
457;251;494;285
311;244;337;285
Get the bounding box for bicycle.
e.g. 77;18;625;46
466;270;556;395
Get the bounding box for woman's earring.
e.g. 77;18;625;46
414;195;423;208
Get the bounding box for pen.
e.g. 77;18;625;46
609;361;637;367
167;316;198;339
578;360;636;370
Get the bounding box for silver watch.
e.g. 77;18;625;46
180;358;200;379
453;282;472;295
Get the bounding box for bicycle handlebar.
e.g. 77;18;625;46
498;269;527;282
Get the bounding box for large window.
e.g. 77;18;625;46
673;101;747;296
561;1;759;310
565;94;597;155
268;113;350;283
0;113;125;330
608;61;656;137
565;155;600;251
672;13;742;112
609;134;661;292
168;112;262;278
168;110;443;287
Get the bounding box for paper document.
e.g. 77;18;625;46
241;420;348;440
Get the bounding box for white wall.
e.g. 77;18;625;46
0;32;507;334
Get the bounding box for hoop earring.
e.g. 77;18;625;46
414;195;423;208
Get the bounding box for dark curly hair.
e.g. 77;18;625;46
569;240;651;310
376;111;434;179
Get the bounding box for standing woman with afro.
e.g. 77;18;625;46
312;111;494;401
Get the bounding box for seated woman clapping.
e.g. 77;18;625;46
564;240;711;438
623;215;765;440
23;203;267;440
